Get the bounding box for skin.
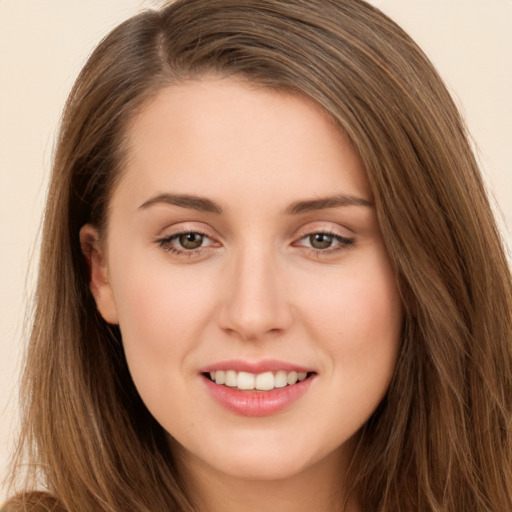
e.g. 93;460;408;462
82;77;403;512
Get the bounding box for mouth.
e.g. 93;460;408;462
203;370;315;392
200;360;317;415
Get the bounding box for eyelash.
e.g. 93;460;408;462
156;230;355;258
293;231;356;256
157;230;214;257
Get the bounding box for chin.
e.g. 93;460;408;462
175;429;344;483
210;451;314;481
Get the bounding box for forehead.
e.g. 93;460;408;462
115;77;370;212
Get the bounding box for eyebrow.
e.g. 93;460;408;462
138;192;373;215
138;193;223;214
285;194;374;215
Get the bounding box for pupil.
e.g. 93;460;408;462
310;233;332;249
179;233;203;249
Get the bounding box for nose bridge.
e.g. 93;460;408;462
218;241;292;340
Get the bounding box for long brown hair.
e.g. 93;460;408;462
5;1;512;510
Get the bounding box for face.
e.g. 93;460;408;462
83;77;403;483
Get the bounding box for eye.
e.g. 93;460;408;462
293;230;355;254
157;230;217;255
308;233;337;250
177;232;205;250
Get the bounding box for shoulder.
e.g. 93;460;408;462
2;491;66;512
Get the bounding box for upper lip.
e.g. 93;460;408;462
200;359;315;374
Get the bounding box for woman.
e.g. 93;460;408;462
4;0;512;510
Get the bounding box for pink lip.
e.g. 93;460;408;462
201;368;316;417
200;359;313;374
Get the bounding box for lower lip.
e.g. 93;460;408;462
202;374;315;417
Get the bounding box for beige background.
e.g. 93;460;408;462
1;0;511;500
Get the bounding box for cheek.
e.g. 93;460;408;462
303;257;401;341
111;259;211;342
107;259;216;397
301;261;402;435
109;265;220;431
299;249;403;387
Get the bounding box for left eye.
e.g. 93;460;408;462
297;232;354;251
307;233;337;249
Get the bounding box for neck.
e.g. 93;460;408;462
177;447;360;512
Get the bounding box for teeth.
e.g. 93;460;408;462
209;369;310;391
212;370;224;384
237;371;255;390
274;370;288;388
225;370;237;387
287;371;298;385
255;371;274;391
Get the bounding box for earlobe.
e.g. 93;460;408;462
79;224;119;324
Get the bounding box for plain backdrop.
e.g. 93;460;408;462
1;0;511;500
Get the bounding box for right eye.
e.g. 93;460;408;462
176;232;206;250
157;230;216;256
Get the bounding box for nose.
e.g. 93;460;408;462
216;245;294;342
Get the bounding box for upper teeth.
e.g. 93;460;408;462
209;370;308;391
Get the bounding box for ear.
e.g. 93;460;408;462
79;224;119;324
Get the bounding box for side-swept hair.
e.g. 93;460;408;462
5;1;512;510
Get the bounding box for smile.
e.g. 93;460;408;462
207;370;309;391
201;364;316;416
